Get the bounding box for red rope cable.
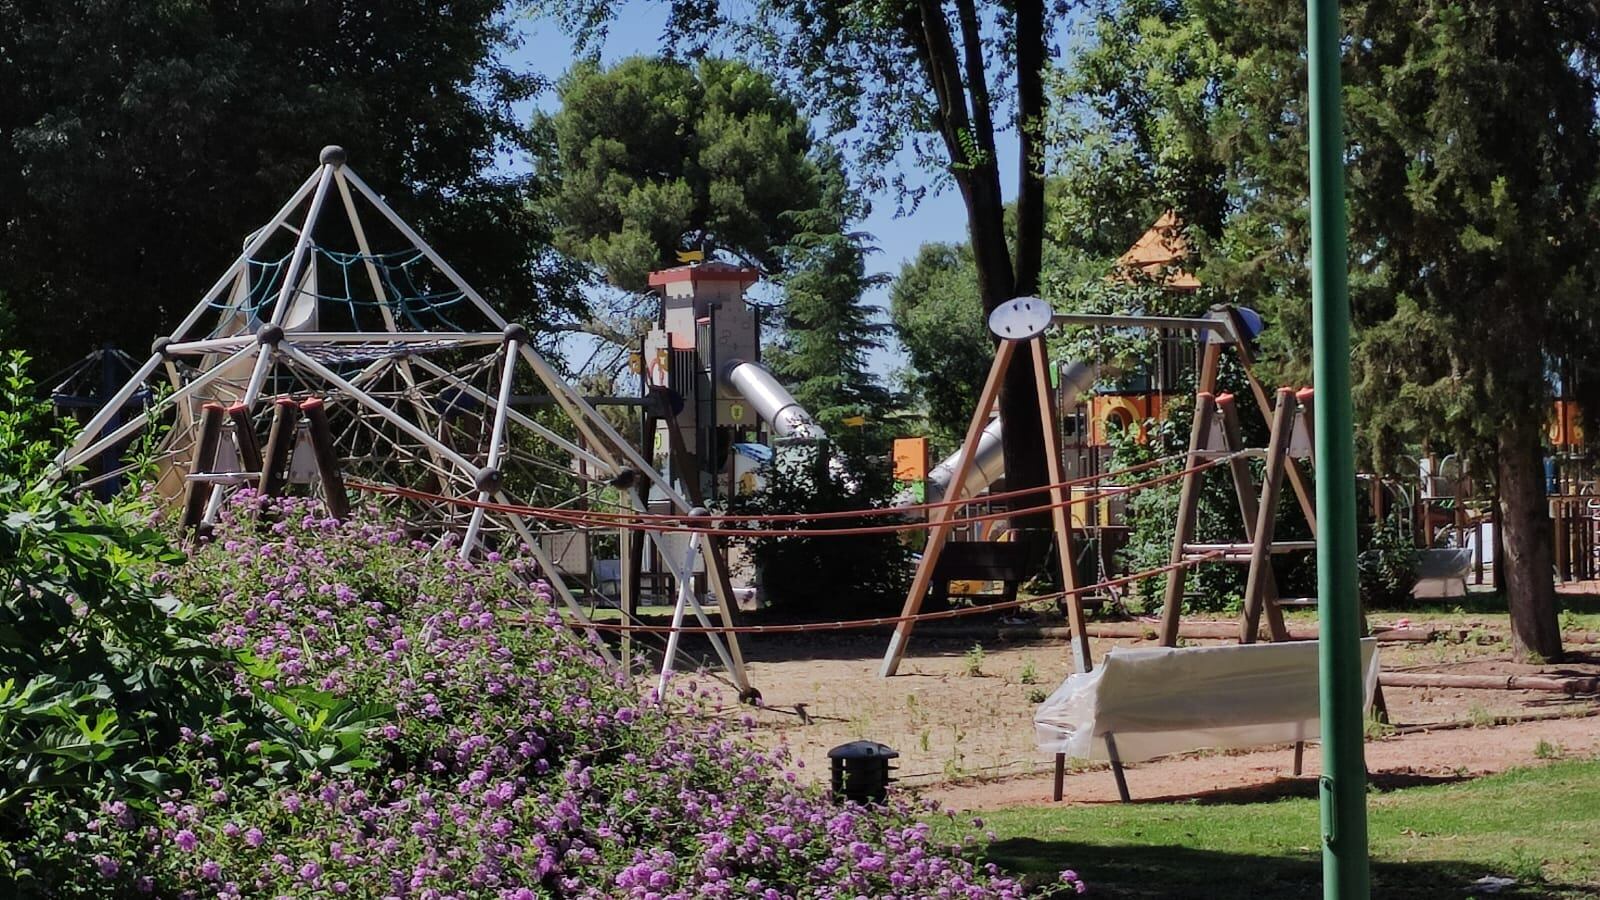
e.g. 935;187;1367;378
363;451;1184;522
503;453;1179;524
529;551;1223;635
346;454;1231;538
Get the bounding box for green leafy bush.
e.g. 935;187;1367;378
6;494;1073;897
1357;510;1419;608
727;446;914;617
1108;400;1249;614
1105;361;1317;615
0;354;223;816
0;355;389;890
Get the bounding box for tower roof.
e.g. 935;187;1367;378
647;261;760;290
1116;211;1200;290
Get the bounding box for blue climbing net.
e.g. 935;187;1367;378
206;245;471;335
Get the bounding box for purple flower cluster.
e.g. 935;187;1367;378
72;496;1078;897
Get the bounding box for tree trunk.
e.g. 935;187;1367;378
1001;0;1050;530
1497;422;1563;661
903;0;1049;528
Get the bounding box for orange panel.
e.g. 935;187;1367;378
893;437;929;481
1549;400;1585;447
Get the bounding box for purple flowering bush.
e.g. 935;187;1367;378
9;495;1080;898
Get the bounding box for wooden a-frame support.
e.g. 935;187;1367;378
1161;387;1314;648
878;333;1091;679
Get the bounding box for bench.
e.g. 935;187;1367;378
927;538;1049;607
1034;639;1379;801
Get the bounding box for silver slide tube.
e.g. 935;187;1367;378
719;360;826;441
918;359;1105;504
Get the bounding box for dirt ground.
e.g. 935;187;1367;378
698;620;1600;808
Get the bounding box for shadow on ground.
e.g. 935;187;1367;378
988;839;1575;899
1111;771;1470;806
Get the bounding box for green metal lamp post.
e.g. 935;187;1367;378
1306;0;1372;896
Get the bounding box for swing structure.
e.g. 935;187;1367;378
881;298;1316;673
886;296;1375;802
50;146;758;698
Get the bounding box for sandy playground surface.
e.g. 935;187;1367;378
669;619;1600;810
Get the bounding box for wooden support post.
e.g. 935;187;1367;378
299;398;349;520
1053;753;1066;802
1241;388;1297;643
1225;308;1318;537
1217;393;1287;643
1474;514;1485;585
258;397;300;499
1554;498;1569;583
181;403;226;530
1030;335;1090;674
620;521;642;680
227;402;262;474
1492;500;1504;593
881;340;1016;677
1197;341;1223;396
1159;393;1216;647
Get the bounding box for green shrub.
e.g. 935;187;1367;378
1109;399;1251;614
727;445;913;616
0;353;236;878
1357;509;1419;607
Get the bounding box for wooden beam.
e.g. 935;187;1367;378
181;403;226;530
881;339;1017;676
1160;392;1216;646
1031;335;1091;673
1223;307;1317;538
1215;394;1286;643
1242;388;1297;642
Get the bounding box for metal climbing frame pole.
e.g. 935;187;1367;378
657;527;705;698
459;336;520;559
1307;0;1371;894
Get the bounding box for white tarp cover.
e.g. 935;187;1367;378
1035;638;1380;763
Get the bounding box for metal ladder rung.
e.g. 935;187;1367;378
1183;541;1316;555
185;471;262;484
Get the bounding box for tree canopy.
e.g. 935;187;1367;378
1056;0;1600;658
890;242;993;451
529;0;1064;519
0;0;577;373
765;179;899;442
536;56;828;292
537;55;896;439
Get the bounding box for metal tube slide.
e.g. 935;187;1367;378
719;360;826;442
920;359;1105;505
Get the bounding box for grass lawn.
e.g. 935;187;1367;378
967;758;1600;898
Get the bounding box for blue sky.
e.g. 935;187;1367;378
501;7;1024;379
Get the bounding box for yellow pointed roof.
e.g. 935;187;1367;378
1116;211;1200;290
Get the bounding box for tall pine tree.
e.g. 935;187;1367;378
766;163;897;448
